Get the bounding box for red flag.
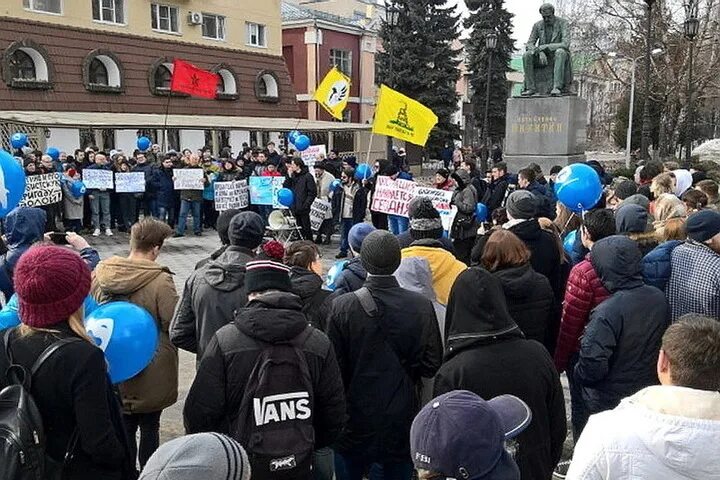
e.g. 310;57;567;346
170;59;219;99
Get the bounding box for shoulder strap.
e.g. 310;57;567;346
353;287;378;317
3;328;14;364
31;337;83;377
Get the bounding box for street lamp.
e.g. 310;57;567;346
640;0;657;160
385;2;400;161
684;0;700;162
608;47;664;168
481;32;498;173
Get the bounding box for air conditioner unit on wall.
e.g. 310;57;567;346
187;12;203;25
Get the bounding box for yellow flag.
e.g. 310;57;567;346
313;67;351;120
372;85;438;146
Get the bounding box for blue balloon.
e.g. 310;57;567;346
85;302;159;384
330;179;342;192
554;163;603;213
475;203;489;222
70;180;87;198
563;229;578;255
294;135;311;152
288;130;301;144
84;295;99;316
325;260;348;291
137;136;152;151
0;309;19;331
355;164;372;181
46;147;60;161
277;188;294;208
0;149;27;218
10;133;28;149
0;294;102;331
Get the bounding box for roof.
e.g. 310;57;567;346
0;111;370;132
281;2;366;30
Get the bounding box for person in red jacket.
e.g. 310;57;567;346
554;208;615;441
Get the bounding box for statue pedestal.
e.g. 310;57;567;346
504;96;588;173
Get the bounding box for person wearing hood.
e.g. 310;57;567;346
284;158;317;241
433;168;455;191
673;169;693;198
333;223;375;296
184;257;346;478
480;229;553;347
91;218;179;469
450;169;478;265
568;314;720;479
170;211;264;362
575;236;669;431
285;240;331;331
396;197;455;253
434;267;566;480
614;203;658;256
139;433;251;480
195;208;243;270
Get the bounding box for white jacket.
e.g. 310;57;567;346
568;385;720;479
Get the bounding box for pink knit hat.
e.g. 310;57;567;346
15;245;91;328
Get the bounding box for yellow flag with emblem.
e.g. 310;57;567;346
372;85;438;146
313;67;351;120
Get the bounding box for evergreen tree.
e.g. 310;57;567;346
376;0;461;155
464;0;514;147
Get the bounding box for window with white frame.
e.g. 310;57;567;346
151;4;179;33
330;49;352;76
202;13;225;40
22;0;62;14
246;22;267;47
92;0;124;23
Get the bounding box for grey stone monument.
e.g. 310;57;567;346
504;3;587;173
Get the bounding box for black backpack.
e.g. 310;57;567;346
0;329;82;480
230;325;315;480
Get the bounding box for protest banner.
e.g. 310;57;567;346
310;199;332;231
114;172;146;193
414;186;457;231
82;169;114;189
19;173;61;207
214;180;249;211
301;145;327;168
173;169;205;190
369;176;416;217
249;176;286;208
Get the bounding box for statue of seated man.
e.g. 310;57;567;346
521;3;573;97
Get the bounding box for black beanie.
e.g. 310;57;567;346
245;260;293;294
216;208;242;245
408;197;443;241
360;230;401;275
228;212;265;249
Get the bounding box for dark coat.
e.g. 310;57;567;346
396;231;455;253
327;275;443;462
492;264;554;346
331;182;368;224
526;181;554;219
575;236;669;415
487;173;511;213
149;167;175;209
332;258;367;296
435;268;566;480
184;292;346;451
641;240;683;292
0;207;47;300
132;163;156;197
450;170;478;241
285;168;317;215
0;324;134;480
290;266;332;331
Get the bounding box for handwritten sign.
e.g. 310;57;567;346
415;187;457;232
214;180;249;211
173;169;205;190
115;172;146;193
19;173;62;207
370;176;416;217
82;169;114;190
310;199;332;231
249;176;286;208
301;145;327;167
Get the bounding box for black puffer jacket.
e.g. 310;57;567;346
492;263;554;346
333;258;367;295
575;236;669;415
184;292;345;450
290;266;331;331
327;275;443;462
434;268;566;480
284;167;317;215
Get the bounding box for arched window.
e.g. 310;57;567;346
255;70;279;103
214;65;238;100
83;50;123;93
2;40;53;89
148;58;180;96
89;58;109;86
154;64;172;90
10;50;35;80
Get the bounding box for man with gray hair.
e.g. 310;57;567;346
522;3;573;96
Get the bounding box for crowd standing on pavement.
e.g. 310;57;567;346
1;141;720;480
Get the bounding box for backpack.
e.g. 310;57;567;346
232;325;315;480
0;329;82;480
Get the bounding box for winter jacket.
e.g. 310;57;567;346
666;240;720;321
401;241;466;305
333;257;367;295
176;166;205;202
526;181;554;219
170;246;255;361
554;257;610;373
149;167;175;209
132;163;155;198
332;182;367;224
487;173;511;213
327;275;443;462
435;267;566;480
567;386;720;479
61;179;84;220
396;231;455;253
91;256;179;414
450;170;478;241
284;167;317;214
0;207;46;300
184;292;346;451
575;236;669;416
641;240;683;292
290;266;331;331
0;324;134;480
492;263;554;346
315;170;335;200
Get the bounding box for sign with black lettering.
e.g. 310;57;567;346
19;173;62;207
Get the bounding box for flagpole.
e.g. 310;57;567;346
366;131;375;166
162;93;172;151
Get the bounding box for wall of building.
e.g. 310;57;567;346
1;0;282;55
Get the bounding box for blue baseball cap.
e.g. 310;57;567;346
410;390;531;480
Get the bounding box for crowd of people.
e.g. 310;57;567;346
1;143;720;480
